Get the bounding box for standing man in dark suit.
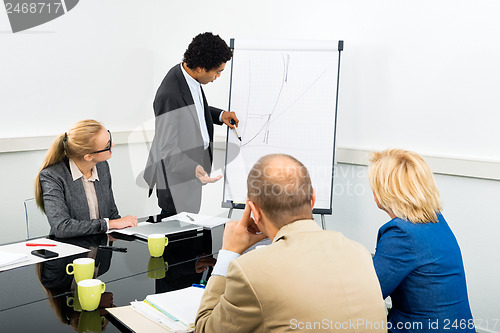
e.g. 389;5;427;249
144;32;239;217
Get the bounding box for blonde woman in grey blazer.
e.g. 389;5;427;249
35;120;137;238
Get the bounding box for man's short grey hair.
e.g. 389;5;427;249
247;154;313;228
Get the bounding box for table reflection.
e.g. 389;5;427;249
36;234;114;331
154;230;216;293
0;223;223;332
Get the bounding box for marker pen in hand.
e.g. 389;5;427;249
230;119;241;141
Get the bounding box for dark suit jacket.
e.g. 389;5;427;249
144;63;223;214
39;159;120;238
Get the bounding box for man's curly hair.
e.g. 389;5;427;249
183;32;233;71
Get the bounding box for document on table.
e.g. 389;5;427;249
118;286;206;332
0;238;89;272
162;212;229;229
110;221;201;240
145;286;205;326
109;221;153;235
0;251;29;268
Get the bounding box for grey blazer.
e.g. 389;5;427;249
39;159;120;238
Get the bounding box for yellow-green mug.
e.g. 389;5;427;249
66;258;95;283
147;234;168;257
77;279;106;312
67;291;82;312
147;257;169;279
78;310;105;333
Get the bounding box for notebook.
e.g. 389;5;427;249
145;286;205;326
126;286;205;332
162;212;229;230
114;220;202;240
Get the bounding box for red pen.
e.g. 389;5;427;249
26;243;57;247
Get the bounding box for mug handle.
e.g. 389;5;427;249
101;282;106;294
164;262;169;272
164;237;169;247
66;263;74;275
66;297;74;307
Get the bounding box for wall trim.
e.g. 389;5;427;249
337;147;500;181
1;132;499;181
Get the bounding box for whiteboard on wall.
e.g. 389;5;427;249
222;39;343;214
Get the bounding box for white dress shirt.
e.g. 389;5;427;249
180;63;211;149
212;249;241;277
69;159;110;230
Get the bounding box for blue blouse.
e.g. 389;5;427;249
373;213;475;332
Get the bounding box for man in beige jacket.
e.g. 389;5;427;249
196;154;387;332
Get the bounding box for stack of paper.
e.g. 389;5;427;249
162;212;229;229
0;251;29;268
130;286;205;332
108;221;152;235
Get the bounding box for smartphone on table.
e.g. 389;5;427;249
31;249;58;259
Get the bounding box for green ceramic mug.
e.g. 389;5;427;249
78;310;105;333
147;256;169;279
77;279;106;311
66;258;95;283
147;234;168;257
66;291;82;312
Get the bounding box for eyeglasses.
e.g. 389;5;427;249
90;130;112;154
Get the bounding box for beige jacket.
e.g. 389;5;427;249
196;219;387;332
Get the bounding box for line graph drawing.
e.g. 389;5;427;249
242;53;289;146
240;52;328;148
284;54;290;83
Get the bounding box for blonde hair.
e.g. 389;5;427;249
368;149;442;223
35;120;105;212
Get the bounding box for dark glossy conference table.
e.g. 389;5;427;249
0;221;224;332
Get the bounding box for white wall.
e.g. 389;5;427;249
1;0;499;332
0;1;156;137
